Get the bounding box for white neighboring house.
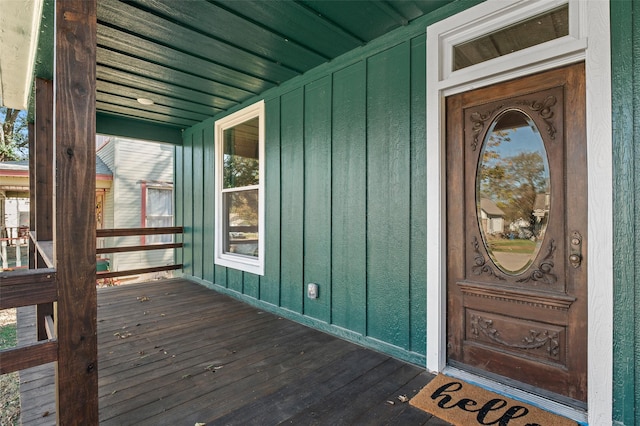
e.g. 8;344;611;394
96;136;174;281
1;191;29;269
479;198;505;235
4;198;29;232
0;161;33;240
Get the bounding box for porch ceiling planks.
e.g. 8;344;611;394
95;100;201;128
96;80;220;118
96;92;209;122
96;47;256;104
128;0;331;70
25;0;456;139
18;279;447;425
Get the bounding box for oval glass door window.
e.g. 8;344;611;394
476;109;551;275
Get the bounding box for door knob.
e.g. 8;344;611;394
569;254;581;267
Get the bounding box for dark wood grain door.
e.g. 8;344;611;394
446;63;587;405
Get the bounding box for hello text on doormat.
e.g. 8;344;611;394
410;374;578;426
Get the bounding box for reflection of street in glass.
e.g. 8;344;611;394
491;250;535;273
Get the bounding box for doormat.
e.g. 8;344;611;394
410;374;578;426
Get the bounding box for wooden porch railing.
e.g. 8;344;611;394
96;226;183;279
0;239;57;375
0;226;183;375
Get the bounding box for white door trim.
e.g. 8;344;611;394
425;1;612;424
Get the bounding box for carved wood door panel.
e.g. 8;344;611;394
446;63;587;405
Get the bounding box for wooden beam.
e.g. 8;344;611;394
96;242;182;255
33;239;54;269
54;0;98;423
34;79;55;340
96;226;183;238
96;112;184;145
0;341;58;375
29;233;54;268
96;264;183;280
45;315;56;340
28;122;36;271
34;78;54;248
0;268;56;310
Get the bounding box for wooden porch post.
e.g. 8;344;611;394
28;122;35;271
53;0;98;423
34;78;54;341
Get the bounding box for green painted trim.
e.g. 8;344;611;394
187;275;427;367
33;0;54;81
260;97;282;306
409;35;428;354
202;124;215;284
174;146;184;269
97;112;183;144
192;128;205;278
182;134;194;276
27;0;54;120
634;2;640;422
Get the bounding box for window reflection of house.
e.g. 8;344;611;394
533;193;550;220
532;193;550;238
479;198;505;235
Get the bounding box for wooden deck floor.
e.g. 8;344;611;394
18;278;450;425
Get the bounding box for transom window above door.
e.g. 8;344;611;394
453;4;569;71
434;0;585;84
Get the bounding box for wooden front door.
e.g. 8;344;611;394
446;63;587;405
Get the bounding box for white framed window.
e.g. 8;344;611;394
143;183;173;244
214;100;265;275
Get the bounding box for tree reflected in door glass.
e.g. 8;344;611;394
476;109;550;275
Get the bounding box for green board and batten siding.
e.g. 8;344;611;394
410;36;428;354
280;87;305;314
611;1;640;425
181;131;194;279
177;1;640;422
178;29;436;365
332;61;367;335
304;76;332;322
366;42;411;347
